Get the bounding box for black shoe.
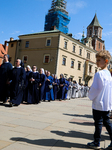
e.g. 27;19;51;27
48;100;50;102
10;102;14;107
87;141;101;149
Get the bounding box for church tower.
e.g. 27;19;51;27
85;14;105;51
44;0;70;34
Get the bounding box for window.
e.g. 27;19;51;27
11;43;13;47
89;65;92;73
100;30;101;37
87;52;90;59
73;45;75;52
70;76;74;81
23;56;28;63
103;46;105;50
62;57;66;66
25;41;29;48
90;29;92;36
71;60;74;68
64;74;68;78
79;49;82;55
46;39;51;46
64;41;67;49
44;55;50;63
78;62;81;70
79;78;81;84
95;29;97;35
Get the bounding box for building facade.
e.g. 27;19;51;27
8;30;97;86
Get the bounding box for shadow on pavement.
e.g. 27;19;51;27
63;113;93;119
10;130;109;148
51;130;109;141
69;121;94;126
10;137;90;149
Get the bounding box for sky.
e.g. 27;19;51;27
1;0;112;53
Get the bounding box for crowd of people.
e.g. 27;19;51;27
0;54;89;107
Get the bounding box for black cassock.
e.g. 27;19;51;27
27;72;40;104
10;67;25;105
0;62;12;102
39;74;45;101
23;71;31;102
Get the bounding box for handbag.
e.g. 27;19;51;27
65;88;68;93
49;85;53;89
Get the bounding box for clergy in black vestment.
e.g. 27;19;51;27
23;65;32;102
39;68;45;102
0;54;12;103
27;66;40;104
9;59;25;107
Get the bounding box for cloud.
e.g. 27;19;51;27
75;1;87;8
108;23;112;26
106;47;112;54
67;0;87;14
102;31;112;36
11;31;20;35
1;31;4;34
74;32;82;39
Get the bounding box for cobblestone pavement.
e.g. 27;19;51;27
0;98;110;150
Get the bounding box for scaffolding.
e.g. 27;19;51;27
44;0;70;34
49;0;68;14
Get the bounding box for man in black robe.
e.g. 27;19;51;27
9;59;25;107
0;54;12;103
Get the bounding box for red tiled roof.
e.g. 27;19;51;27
0;44;8;58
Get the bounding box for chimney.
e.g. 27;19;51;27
50;26;56;30
10;37;14;41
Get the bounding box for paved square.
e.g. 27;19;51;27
0;98;110;149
